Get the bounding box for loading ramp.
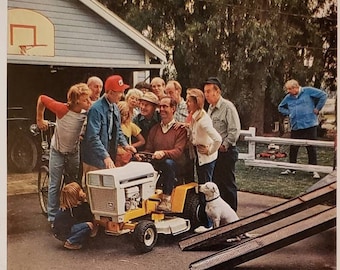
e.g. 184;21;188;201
179;172;336;269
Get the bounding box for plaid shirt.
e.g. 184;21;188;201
174;98;188;123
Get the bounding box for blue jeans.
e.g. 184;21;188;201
67;222;91;245
196;159;216;228
153;159;177;195
48;148;80;222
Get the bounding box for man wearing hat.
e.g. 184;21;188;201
136;96;188;211
203;77;241;212
81;75;136;175
132;91;161;150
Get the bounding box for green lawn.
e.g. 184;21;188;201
236;141;335;199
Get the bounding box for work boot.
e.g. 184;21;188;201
157;194;171;212
64;240;82;250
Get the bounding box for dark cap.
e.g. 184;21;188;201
204;77;222;90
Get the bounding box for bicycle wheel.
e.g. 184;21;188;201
38;165;49;216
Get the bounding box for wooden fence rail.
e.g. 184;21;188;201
238;127;335;174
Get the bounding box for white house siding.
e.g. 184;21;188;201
8;0;149;66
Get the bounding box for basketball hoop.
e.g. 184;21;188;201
18;44;47;55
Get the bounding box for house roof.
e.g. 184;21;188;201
7;0;166;68
79;0;166;63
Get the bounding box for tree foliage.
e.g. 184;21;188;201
99;0;337;134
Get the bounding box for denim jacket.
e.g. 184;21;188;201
278;87;327;131
81;96;128;169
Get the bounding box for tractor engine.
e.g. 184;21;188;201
125;186;141;211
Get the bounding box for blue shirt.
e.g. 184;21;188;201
81;96;128;169
278;86;327;131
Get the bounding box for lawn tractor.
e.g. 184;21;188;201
86;161;200;253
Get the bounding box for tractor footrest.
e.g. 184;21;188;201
155;217;190;235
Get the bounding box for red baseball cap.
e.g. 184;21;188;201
105;75;130;92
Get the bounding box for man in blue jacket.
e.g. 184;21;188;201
278;79;327;179
81;75;136;176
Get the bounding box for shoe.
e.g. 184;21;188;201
312;172;320;179
90;224;99;238
194;226;213;233
157;200;171;211
64;240;82;250
280;169;296;175
157;195;172;212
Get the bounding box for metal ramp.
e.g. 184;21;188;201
179;174;336;270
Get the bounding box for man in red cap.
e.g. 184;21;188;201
81;75;136;176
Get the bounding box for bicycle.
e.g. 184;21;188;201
30;121;56;216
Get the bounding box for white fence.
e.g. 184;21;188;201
239;127;335;174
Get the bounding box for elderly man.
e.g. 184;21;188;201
165;80;188;123
203;77;241;212
81;75;136;174
133;92;161;150
137;96;188;211
87;76;103;102
150;76;167;100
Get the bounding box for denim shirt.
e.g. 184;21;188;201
81;96;128;169
207;97;241;149
278;87;327;131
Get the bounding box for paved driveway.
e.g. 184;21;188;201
7;173;336;270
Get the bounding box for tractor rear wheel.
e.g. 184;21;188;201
183;190;201;231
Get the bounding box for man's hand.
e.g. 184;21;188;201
37;119;49;131
124;145;137;154
104;156;115;169
313;108;319;115
153;150;165;160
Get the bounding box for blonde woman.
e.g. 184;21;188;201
116;101;145;166
53;182;98;250
186;88;222;233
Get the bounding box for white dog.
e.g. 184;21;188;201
199;182;239;228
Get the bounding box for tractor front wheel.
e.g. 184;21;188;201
132;220;158;253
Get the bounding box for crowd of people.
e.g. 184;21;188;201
36;74;327;249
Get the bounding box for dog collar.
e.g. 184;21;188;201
206;196;220;202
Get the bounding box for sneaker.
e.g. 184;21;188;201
64;240;82;250
194;226;213;233
312;172;320;179
280;169;296;175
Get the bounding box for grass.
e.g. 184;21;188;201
236;141;335;199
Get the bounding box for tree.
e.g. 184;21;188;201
99;0;336;134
